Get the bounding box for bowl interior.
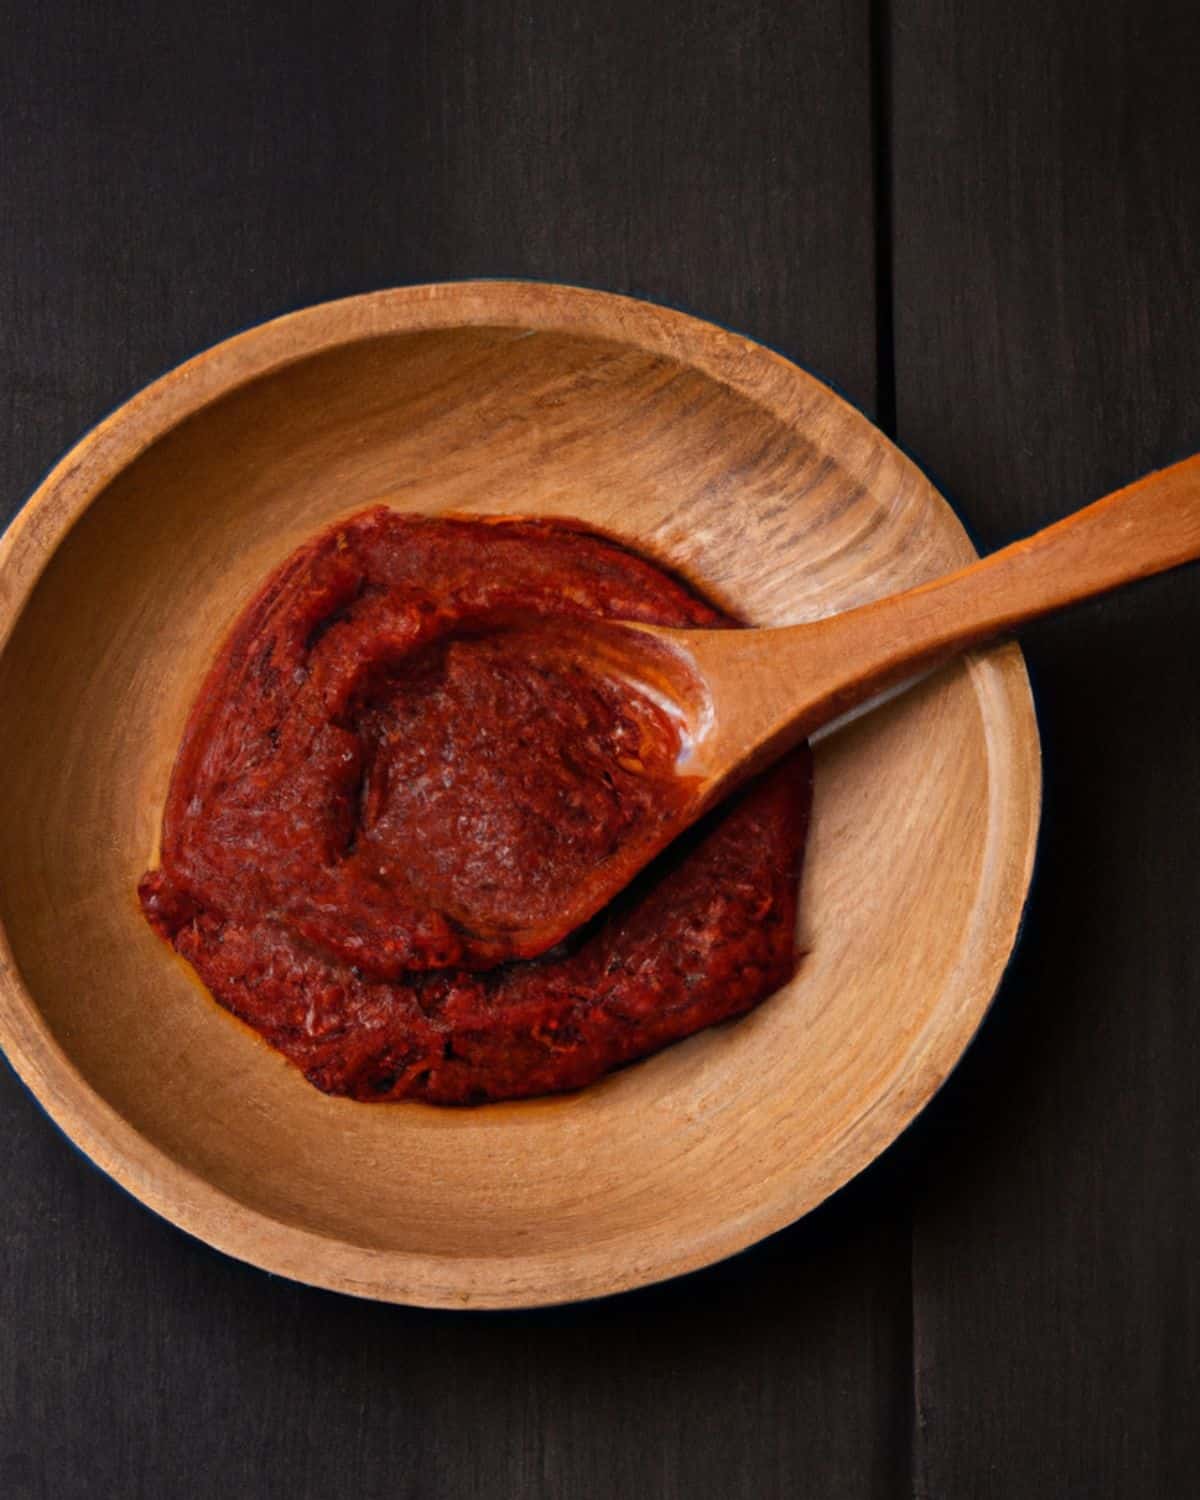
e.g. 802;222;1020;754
0;290;1039;1305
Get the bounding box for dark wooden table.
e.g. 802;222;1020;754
3;3;1198;1495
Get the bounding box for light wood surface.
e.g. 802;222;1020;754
0;282;1040;1308
508;454;1200;951
687;447;1200;756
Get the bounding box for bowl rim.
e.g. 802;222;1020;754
0;281;1041;1308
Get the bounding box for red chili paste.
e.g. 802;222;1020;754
139;510;812;1104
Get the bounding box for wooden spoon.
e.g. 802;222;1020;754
533;452;1200;949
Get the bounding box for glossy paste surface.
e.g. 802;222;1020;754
139;510;812;1103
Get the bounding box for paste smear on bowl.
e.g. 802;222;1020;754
139;509;812;1104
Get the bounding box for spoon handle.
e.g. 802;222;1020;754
874;450;1200;638
804;451;1200;707
684;452;1200;779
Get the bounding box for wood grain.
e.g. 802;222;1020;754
891;1;1200;1496
0;279;1038;1314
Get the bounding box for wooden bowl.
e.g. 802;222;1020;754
0;283;1040;1308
